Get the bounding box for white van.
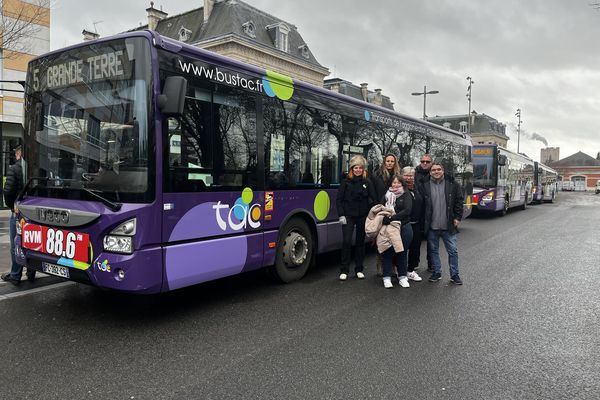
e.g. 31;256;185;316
562;181;575;191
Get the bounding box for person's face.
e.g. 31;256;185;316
430;165;444;180
403;172;415;189
384;156;396;172
15;150;22;160
352;165;364;177
391;178;402;190
420;156;432;171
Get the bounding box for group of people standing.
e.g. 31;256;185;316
335;153;464;288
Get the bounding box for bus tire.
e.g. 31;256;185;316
270;218;314;283
520;193;528;210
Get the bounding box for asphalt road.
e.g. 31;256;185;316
1;192;599;400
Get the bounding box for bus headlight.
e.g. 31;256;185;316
103;236;133;254
481;191;494;202
103;218;136;254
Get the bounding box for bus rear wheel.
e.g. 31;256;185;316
270;218;314;283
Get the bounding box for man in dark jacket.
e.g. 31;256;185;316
414;153;433;272
420;162;464;285
414;153;432;185
1;145;34;284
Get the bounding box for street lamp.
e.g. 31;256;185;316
466;76;475;135
515;108;522;153
411;85;439;120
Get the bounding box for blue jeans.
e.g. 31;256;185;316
428;229;459;277
8;212;24;279
382;223;413;278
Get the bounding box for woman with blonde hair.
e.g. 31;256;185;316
372;153;401;276
336;155;377;281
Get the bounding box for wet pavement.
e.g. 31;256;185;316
0;191;599;399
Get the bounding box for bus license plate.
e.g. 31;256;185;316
42;262;70;279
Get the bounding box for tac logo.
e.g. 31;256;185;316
96;259;111;272
262;70;294;101
213;188;262;231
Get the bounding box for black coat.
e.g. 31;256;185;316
408;188;424;224
415;164;430;185
419;175;464;235
3;160;24;211
380;188;413;226
371;170;393;201
336;176;377;218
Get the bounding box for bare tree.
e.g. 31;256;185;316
1;0;50;58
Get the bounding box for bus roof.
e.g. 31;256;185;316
31;30;468;143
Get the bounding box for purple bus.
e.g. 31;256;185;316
471;144;534;215
15;31;472;293
531;161;558;203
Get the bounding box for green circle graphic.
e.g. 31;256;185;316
314;191;330;221
266;70;294;101
241;187;253;204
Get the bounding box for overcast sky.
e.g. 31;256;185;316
50;0;600;162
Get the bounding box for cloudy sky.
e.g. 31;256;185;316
50;0;600;162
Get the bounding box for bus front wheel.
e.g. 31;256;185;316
498;197;509;216
270;218;314;283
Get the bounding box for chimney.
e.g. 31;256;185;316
146;1;168;31
82;29;100;41
360;83;368;102
204;0;215;23
374;89;383;106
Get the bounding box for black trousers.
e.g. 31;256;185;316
341;215;366;274
408;222;431;272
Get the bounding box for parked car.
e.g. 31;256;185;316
596;181;600;194
561;181;575;191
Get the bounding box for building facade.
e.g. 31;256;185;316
323;78;394;110
548;151;600;191
541;147;560;164
428;112;510;148
1;0;51;207
127;0;329;86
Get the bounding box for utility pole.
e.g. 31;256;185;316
516;108;522;153
466;76;475;135
411;85;439;121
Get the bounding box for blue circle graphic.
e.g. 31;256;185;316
364;110;371;121
233;197;249;221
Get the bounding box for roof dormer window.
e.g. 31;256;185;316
179;26;192;42
266;22;290;53
298;44;310;59
242;21;256;38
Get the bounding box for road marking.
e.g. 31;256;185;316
0;281;75;301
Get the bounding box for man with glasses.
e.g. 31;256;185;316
415;154;433;184
414;154;433;272
420;162;464;285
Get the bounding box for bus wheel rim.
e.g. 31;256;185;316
285;232;308;266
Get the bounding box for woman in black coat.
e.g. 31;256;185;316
336;155;377;281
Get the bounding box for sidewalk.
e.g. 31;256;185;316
0;209;47;283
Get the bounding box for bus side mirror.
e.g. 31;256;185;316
157;76;188;116
497;155;507;166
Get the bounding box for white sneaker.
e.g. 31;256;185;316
339;273;348;281
383;277;393;288
356;272;365;279
398;276;410;288
407;271;422;282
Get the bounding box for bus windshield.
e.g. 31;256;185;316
472;148;496;188
22;37;154;203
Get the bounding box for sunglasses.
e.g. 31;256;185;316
420;160;432;164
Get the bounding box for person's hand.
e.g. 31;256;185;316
382;216;391;225
453;219;460;227
339;216;347;225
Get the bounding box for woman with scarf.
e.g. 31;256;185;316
380;175;413;288
372;154;401;276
